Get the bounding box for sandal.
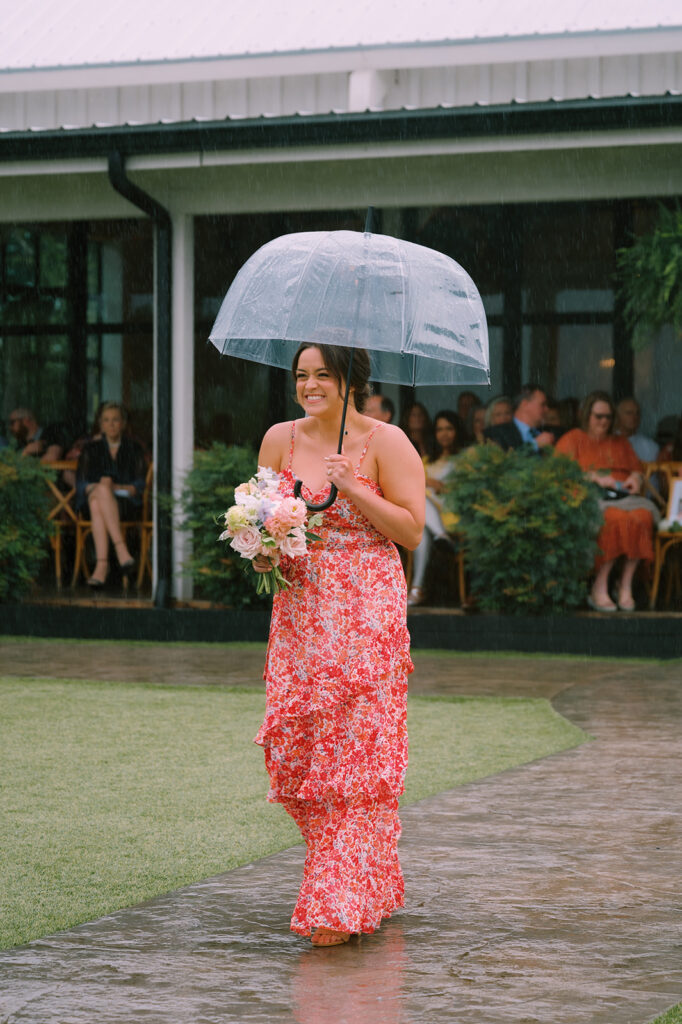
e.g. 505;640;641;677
311;928;351;947
407;587;426;607
87;559;109;589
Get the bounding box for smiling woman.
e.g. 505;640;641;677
253;342;425;947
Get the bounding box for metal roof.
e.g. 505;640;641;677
4;0;682;72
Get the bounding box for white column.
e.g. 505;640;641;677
171;212;195;600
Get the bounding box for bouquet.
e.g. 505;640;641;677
219;466;323;594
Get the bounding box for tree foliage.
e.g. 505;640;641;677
446;443;602;614
616;203;682;349
174;442;268;606
0;449;51;602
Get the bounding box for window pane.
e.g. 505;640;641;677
39;233;68;288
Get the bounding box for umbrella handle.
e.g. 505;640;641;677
293;478;338;512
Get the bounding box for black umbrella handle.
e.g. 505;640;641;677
293;478;338;511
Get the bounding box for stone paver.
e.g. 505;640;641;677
0;640;680;1023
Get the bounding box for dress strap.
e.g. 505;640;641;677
357;423;383;468
287;421;296;469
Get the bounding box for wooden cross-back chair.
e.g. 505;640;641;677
45;459;78;589
71;462;154;590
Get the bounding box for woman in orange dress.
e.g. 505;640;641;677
253;343;425;947
556;390;654;612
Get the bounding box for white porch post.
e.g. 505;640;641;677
171;212;195;600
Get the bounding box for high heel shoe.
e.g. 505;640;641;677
87;559;109;588
114;541;135;576
407;586;426;607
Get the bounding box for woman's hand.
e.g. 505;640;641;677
589;471;618;489
252;554;273;574
324;453;358;495
622;472;643;494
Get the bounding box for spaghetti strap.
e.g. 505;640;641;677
357;423;383;468
287;421;297;470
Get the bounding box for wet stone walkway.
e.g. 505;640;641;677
0;642;681;1023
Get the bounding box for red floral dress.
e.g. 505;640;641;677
255;420;412;936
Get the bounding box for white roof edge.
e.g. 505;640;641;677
2;25;682;93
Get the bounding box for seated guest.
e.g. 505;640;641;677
556;390;658;612
484;385;556;452
655;415;680;463
365;393;395;423
457;390;480;428
484;395;513;429
76;401;146;588
467;403;487;445
399;401;433;458
408;410;464;606
615;397;659;463
7;407;65;462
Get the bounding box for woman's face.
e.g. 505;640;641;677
100;408;124;441
435;417;457;454
407;406;428;432
472;407;486;439
490;401;513;426
294;347;343;417
588;400;613;439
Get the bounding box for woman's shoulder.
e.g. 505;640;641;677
555;427;585;449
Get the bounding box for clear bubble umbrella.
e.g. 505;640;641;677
209;212;489;509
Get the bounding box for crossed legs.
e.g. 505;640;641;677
86;481;134;584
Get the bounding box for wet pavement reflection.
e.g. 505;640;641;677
0;642;680;1022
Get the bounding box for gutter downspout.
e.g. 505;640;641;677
108;151;172;609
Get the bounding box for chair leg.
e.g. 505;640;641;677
457;550;467;606
53;527;62;590
649;543;663;610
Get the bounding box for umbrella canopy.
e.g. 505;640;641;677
209;229;489;387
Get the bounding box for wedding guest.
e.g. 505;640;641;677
484;395;513;428
399;401;433;457
556;390;657;612
467;404;487;445
484;385;555;452
615;398;659;463
76;402;146;588
365;393;395;423
7;408;65;462
408;410;464;606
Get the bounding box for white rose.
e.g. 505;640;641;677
230;526;263;559
280;528;308;558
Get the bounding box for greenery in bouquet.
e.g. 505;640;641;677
445;443;602;614
0;448;51;602
174;442;267;606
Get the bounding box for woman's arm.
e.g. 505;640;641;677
326;425;425;549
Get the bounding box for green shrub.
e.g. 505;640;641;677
175;442;267;607
0;449;51;602
446;444;602;614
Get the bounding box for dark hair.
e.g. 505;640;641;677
399;401;433;456
291;343;371;413
428;409;464;461
578;390;615;433
377;394;395;419
513;384;545;412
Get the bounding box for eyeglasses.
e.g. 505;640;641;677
592;413;613;420
8;417;21;424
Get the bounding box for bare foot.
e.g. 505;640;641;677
311;927;351;947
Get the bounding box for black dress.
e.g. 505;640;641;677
76;436;147;517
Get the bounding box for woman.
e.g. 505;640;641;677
484;395;513;429
399;401;433;457
254;343;425;947
467;404;487;445
408;410;463;606
556;391;656;612
76;401;146;587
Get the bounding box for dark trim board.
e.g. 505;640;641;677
1;605;680;658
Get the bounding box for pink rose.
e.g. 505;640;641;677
230;525;263;560
280;528;307;558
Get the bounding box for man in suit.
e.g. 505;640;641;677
484;385;556;452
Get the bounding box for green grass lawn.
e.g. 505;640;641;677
0;675;586;950
651;1006;682;1024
